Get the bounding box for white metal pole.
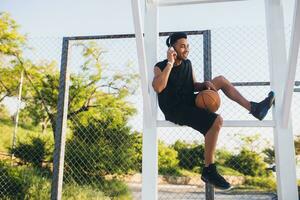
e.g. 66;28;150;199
158;0;249;7
265;0;298;199
131;0;153;118
131;0;158;199
11;69;24;160
157;119;275;127
143;0;159;199
282;0;300;127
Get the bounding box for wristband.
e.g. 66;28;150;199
167;61;173;66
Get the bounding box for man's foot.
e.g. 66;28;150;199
250;91;275;121
201;164;232;190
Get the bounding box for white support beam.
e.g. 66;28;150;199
131;0;153;118
143;1;159;200
158;0;250;7
265;0;298;199
157;120;275;127
131;1;158;199
282;0;300;127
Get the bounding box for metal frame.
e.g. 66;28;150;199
131;0;299;200
51;38;70;200
282;0;300;127
51;30;209;199
158;0;251;7
265;0;298;199
52;0;300;197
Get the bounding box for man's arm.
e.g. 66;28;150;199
192;68;217;91
152;62;173;93
152;47;177;93
194;82;207;91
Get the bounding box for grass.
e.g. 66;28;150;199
236;176;277;192
0;117;51;152
63;184;110;200
0;161;132;200
218;165;244;176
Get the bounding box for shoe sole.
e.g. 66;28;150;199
201;176;232;191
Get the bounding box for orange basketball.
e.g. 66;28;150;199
195;90;221;112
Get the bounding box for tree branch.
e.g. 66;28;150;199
14;55;55;131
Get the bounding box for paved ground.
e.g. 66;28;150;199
128;183;277;200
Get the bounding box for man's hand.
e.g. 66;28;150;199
202;81;217;91
167;47;177;65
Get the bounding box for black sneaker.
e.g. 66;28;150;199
250;91;275;121
201;164;232;190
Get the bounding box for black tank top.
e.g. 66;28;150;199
155;59;195;116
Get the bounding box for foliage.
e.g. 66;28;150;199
173;140;204;170
0;161;130;200
62;184;109;200
216;165;243;176
295;136;300;155
244;176;276;191
0;12;25;56
16;42;139;139
158;141;180;175
130;131;143;172
0;12;26;103
63;178;131;199
225;148;269;177
10;136;50;167
262;147;275;165
64;117;139;183
0;161;24;199
0;104;10;119
215;148;233;166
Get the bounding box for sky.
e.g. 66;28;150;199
1;0;296;37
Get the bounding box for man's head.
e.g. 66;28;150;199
166;32;189;60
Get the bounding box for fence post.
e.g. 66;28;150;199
11;70;24;162
203;30;215;200
203;30;212;82
51;37;70;200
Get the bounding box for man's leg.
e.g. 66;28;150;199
211;75;275;120
202;115;231;190
211;75;251;111
204;115;222;166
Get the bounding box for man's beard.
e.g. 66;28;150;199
179;55;188;60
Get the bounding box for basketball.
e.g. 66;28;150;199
195;90;221;112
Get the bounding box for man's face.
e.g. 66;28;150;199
173;38;189;60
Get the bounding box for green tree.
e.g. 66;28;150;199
0;103;10;119
0;12;26;103
295;136;300;155
64;117;138;183
130;131;143;172
173;140;205;170
0;13;139;139
16;41;138;138
0;12;25;56
236;133;260;152
158;141;179;175
225;148;269;176
10;137;49;168
262;147;275;165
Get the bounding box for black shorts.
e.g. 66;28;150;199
165;104;218;135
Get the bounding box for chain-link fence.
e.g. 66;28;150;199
0;26;299;200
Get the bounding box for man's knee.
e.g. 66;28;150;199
212;115;223;130
215;75;227;83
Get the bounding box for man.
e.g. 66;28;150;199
152;32;275;190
